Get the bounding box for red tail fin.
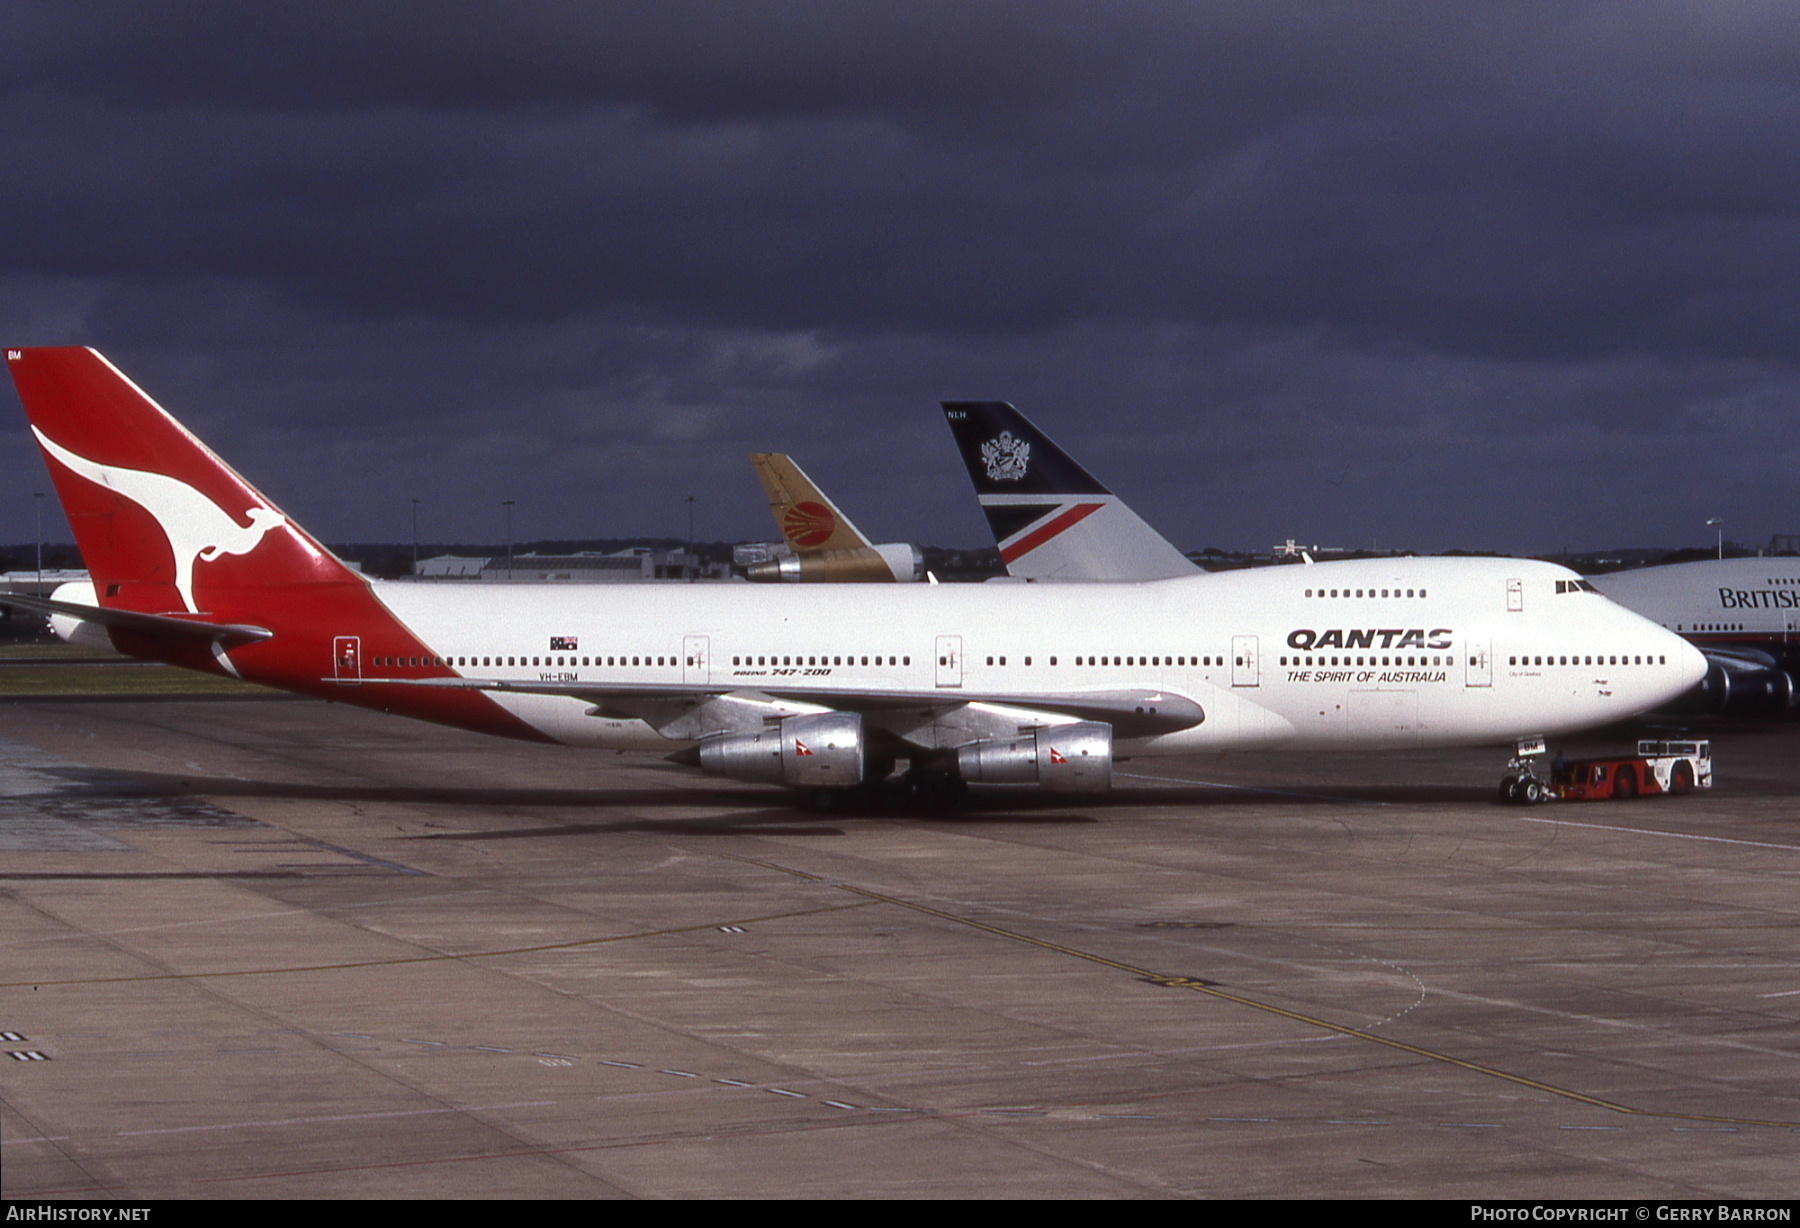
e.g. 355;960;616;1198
7;347;549;740
7;347;359;617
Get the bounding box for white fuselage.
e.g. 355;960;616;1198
1591;557;1800;657
371;556;1706;754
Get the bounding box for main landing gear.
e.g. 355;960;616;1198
804;760;970;814
1498;736;1549;806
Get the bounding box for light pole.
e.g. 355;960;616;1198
411;497;420;576
34;491;44;591
503;500;515;579
1706;517;1723;561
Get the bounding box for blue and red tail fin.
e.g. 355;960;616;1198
941;401;1197;581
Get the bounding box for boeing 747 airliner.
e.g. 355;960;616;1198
7;349;1706;802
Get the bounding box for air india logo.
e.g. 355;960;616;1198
33;428;290;613
782;500;837;548
980;431;1030;482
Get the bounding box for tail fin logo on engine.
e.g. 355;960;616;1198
32;427;290;613
980;432;1030;482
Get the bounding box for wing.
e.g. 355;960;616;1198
355;674;1204;740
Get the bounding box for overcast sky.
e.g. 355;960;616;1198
3;1;1796;557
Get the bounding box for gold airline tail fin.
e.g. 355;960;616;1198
750;453;874;553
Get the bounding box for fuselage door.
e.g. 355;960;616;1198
683;635;710;685
1232;635;1259;688
333;635;361;685
1465;638;1492;687
936;634;963;688
1507;578;1524;612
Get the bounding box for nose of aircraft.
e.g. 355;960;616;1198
1600;594;1710;713
1661;624;1710;704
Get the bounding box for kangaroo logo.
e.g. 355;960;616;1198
33;427;289;613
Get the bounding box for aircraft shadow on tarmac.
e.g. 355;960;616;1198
38;764;1500;834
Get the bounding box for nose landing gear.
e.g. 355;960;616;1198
1498;736;1549;806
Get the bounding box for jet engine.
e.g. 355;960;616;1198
744;543;925;583
45;580;113;650
953;721;1113;792
1682;651;1798;716
697;712;866;787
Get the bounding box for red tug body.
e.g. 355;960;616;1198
1551;740;1712;802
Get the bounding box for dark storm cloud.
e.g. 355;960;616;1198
4;1;1104;119
8;2;1800;351
14;2;1800;342
1;3;1797;552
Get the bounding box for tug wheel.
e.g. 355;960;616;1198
1670;761;1695;796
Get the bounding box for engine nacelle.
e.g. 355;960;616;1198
954;721;1113;793
45;580;113;650
697;712;866;788
744;543;924;583
873;542;926;582
1681;657;1798;716
1723;665;1795;714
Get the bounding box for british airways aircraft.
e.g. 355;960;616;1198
7;349;1705;803
1590;558;1800;714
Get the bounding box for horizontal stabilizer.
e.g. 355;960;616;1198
1;591;273;645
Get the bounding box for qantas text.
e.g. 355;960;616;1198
1287;628;1453;651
